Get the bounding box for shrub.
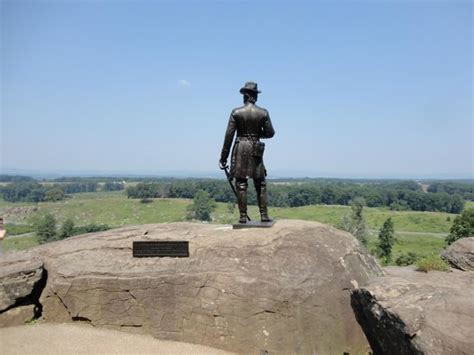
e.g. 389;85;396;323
416;254;450;272
339;197;368;245
58;219;75;240
395;252;419;266
35;214;57;244
186;190;216;221
377;217;395;263
445;208;474;245
72;223;110;235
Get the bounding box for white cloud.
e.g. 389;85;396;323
177;79;191;87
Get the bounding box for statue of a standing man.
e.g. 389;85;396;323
220;82;275;224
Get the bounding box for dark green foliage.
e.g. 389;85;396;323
0;175;35;182
395;252;419;266
339;197;368;245
186;190;216;221
58;219;75;240
127;183;158;203
445;208;474;245
1;182;42;202
72;223;110;235
0;182;66;203
28;188;46;202
427;181;474;201
102;182;124;191
377;217;395;263
61;182;98;194
125;179;467;213
2;176;466;213
35;214;57;244
45;188;65;202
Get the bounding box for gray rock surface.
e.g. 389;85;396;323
351;266;474;355
441;237;474;271
0;252;43;311
0;304;36;327
4;220;382;354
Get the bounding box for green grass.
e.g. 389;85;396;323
23;191;190;227
2;234;39;252
366;232;446;261
272;205;453;233
5;224;35;235
415;254;450;272
0;192;461;260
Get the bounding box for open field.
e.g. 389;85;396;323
465;200;474;209
0;191;460;260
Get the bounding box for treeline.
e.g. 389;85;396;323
0;181;124;202
1;182;66;202
0;175;35;182
126;179;465;213
0;174;470;213
427;181;474;201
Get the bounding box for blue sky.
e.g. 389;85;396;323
1;0;472;178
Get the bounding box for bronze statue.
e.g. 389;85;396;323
220;82;275;224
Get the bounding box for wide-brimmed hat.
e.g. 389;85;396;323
240;81;261;94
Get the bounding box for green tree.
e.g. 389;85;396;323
45;188;65;202
446;208;474;245
58;218;75;240
36;214;57;244
339;197;368;245
186;190;216;221
377;217;395;264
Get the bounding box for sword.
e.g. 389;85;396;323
221;164;251;221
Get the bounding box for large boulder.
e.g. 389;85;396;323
6;220;382;354
441;237;474;271
351;266;474;355
0;251;43;312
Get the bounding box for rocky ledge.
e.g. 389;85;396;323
441;237;474;271
351;266;474;355
0;252;44;326
0;220;382;354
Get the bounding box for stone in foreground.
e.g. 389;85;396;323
441;237;474;271
351;266;474;355
0;252;43;312
0;304;37;327
6;220;382;354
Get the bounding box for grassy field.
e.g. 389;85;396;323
2;234;39;251
0;191;461;260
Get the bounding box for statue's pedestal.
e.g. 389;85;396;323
232;220;275;229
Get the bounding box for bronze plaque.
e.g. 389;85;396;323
133;241;189;257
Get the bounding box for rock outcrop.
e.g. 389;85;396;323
0;252;43;311
0;252;44;326
441;237;474;271
351;266;474;355
1;220;382;354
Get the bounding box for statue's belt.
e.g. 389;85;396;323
237;135;259;141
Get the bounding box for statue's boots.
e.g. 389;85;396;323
237;179;248;224
256;179;272;223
